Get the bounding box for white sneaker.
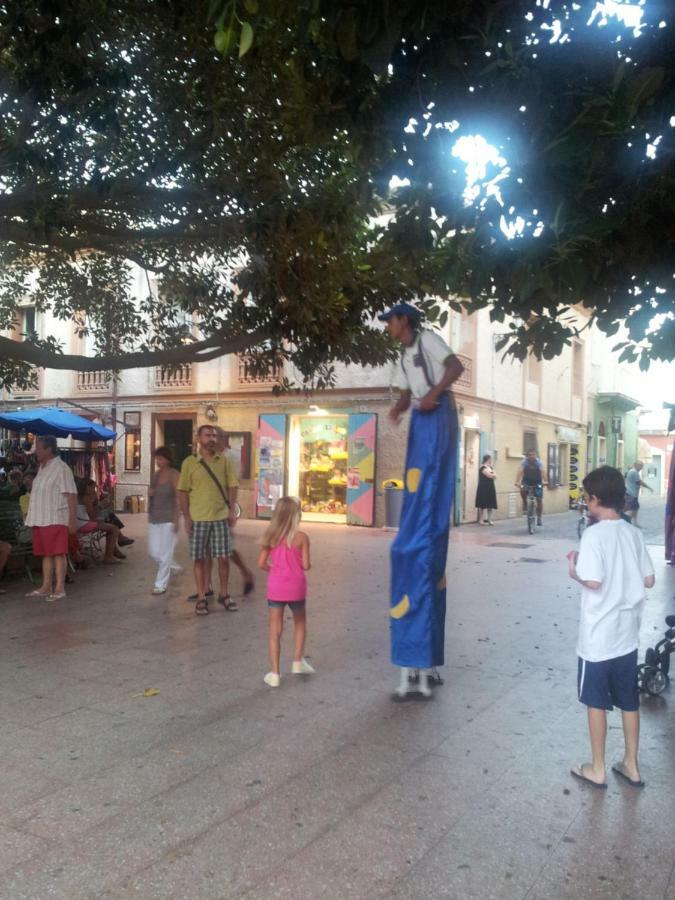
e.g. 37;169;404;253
264;672;281;688
292;658;316;675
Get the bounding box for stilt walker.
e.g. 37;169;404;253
665;404;675;566
380;304;463;698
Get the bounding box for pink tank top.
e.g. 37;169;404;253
267;541;307;602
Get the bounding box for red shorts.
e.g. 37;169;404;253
32;525;69;557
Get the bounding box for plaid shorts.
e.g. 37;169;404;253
189;519;231;560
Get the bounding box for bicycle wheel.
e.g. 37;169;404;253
527;505;535;535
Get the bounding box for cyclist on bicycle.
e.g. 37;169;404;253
516;449;546;527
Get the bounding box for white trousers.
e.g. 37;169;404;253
148;522;177;590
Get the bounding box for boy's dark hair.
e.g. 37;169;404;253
154;445;173;464
582;465;625;513
482;453;491;463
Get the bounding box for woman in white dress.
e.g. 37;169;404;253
148;446;180;594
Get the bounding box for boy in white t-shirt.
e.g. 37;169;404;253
567;466;655;789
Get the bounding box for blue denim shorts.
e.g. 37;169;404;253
267;599;306;611
577;650;639;712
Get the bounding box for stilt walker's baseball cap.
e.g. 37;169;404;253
377;303;423;323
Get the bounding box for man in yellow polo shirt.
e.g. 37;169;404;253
178;424;238;616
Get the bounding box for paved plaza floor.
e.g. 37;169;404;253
0;500;673;899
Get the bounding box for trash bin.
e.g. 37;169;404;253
383;479;404;530
137;495;146;514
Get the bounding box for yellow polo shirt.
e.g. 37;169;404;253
177;454;238;522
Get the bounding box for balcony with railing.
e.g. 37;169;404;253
153;363;193;391
8;369;43;400
237;354;284;390
76;370;111;394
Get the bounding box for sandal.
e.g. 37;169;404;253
26;589;51;598
187;589;214;602
218;594;238;611
47;592;66;602
243;579;255;596
195;598;209;615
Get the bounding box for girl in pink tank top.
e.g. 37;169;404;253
258;497;315;688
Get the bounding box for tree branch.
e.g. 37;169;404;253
0;180;245;216
0;329;271;372
0;221;245;254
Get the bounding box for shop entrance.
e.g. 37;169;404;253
288;415;349;523
154;417;194;470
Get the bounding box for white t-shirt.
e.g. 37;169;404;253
575;519;654;662
625;467;641;499
392;330;455;401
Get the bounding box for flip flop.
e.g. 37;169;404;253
47;592;66;602
243;580;255;596
25;590;50;598
570;764;607;789
611;764;645;788
195;598;209;616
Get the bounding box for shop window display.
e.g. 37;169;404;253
298;417;348;518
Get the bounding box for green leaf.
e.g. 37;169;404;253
214;28;235;55
244;0;259;13
626;67;665;119
239;22;254;58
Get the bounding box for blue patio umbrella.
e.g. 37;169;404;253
0;407;116;441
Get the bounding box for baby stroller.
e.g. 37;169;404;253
637;615;675;696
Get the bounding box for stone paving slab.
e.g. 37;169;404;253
0;512;673;899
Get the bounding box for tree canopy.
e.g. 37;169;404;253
0;0;673;391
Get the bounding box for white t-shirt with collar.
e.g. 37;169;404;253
575;519;654;662
392;330;455;401
25;456;78;527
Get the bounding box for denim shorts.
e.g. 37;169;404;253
267;599;306;610
577;650;639;712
